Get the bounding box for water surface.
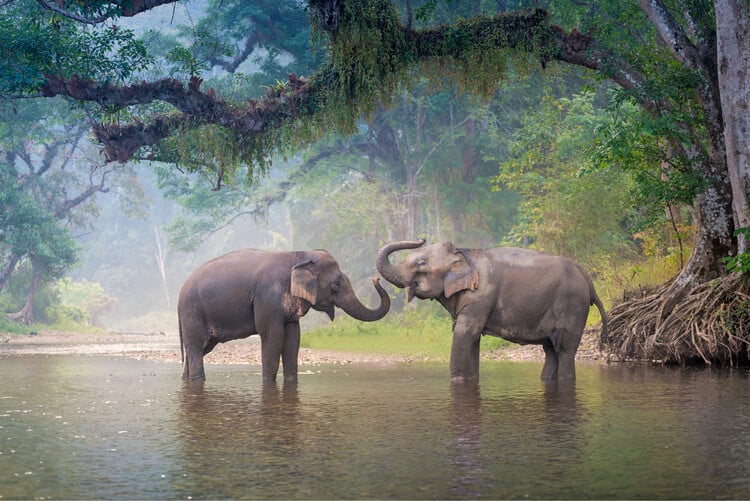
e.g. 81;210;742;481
1;355;749;499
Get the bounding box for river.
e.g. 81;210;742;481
1;355;749;499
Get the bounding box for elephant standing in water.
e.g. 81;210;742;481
178;249;390;382
377;240;607;382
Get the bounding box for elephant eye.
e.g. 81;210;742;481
417;259;427;268
332;279;341;292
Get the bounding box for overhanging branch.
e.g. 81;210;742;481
39;0;652;164
43;73;319;162
35;0;178;24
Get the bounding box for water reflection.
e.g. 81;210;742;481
445;378;587;498
448;382;484;498
174;380;305;498
2;357;750;499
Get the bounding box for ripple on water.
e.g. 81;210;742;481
1;357;749;499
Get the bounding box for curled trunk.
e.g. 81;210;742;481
376;239;425;288
336;277;390;322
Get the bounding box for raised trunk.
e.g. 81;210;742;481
376;239;426;288
336;277;390;322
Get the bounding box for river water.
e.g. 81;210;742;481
1;355;749;499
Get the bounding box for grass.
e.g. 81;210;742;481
301;308;510;360
0;315;34;335
594;250;685;311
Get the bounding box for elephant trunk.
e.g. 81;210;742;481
336;276;390;322
376;239;426;288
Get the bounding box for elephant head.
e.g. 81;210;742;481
376;240;479;301
291;250;390;321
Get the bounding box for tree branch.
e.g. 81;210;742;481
635;0;704;73
41;73;319;161
37;1;654;165
35;0;178;25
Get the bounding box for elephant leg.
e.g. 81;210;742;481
557;350;577;381
260;322;285;382
541;340;559;381
281;322;300;383
203;336;219;356
182;336;207;382
181;316;209;382
449;316;482;383
546;328;580;381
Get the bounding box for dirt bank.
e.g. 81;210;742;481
0;327;607;366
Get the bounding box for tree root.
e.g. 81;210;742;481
7;307;34;326
607;273;750;365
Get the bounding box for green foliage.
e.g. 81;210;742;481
0;169;79;280
590;93;706;230
153;124;272;189
0;262;58;322
47;278;114;328
493;90;638;265
0;314;33;334
724;229;750;274
0;0;150;94
308;0;553;138
166;46;208;77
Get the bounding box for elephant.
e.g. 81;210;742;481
376;239;607;382
178;248;390;382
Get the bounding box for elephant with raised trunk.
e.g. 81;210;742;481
377;240;607;382
179;248;390;382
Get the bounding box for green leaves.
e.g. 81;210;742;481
0;1;151;94
724;229;750;274
0;170;79;279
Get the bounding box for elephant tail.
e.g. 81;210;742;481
178;310;185;365
575;262;608;348
592;292;608;348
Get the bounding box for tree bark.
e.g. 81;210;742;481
715;0;750;252
8;271;40;326
0;254;20;294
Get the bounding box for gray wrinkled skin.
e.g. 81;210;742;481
377;240;607;382
179;249;390;382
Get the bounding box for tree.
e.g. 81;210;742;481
2;0;748;362
0;98;135;323
494;90;638;266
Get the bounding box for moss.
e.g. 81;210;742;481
195;1;560;188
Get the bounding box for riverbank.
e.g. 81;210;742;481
0;327;607;365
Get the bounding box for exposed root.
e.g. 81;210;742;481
607;273;750;365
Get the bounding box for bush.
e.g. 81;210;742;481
47;278;115;329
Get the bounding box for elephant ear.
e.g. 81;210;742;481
443;244;479;299
291;260;317;305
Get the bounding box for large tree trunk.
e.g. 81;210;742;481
8;271;40;326
715;0;750;252
657;173;736;320
0;254;20;294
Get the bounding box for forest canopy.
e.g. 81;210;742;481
1;0;749;364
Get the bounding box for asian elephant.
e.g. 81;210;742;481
178;248;390;382
376;240;607;382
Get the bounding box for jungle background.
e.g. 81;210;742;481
0;0;742;362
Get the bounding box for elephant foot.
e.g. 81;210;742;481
182;366;206;382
